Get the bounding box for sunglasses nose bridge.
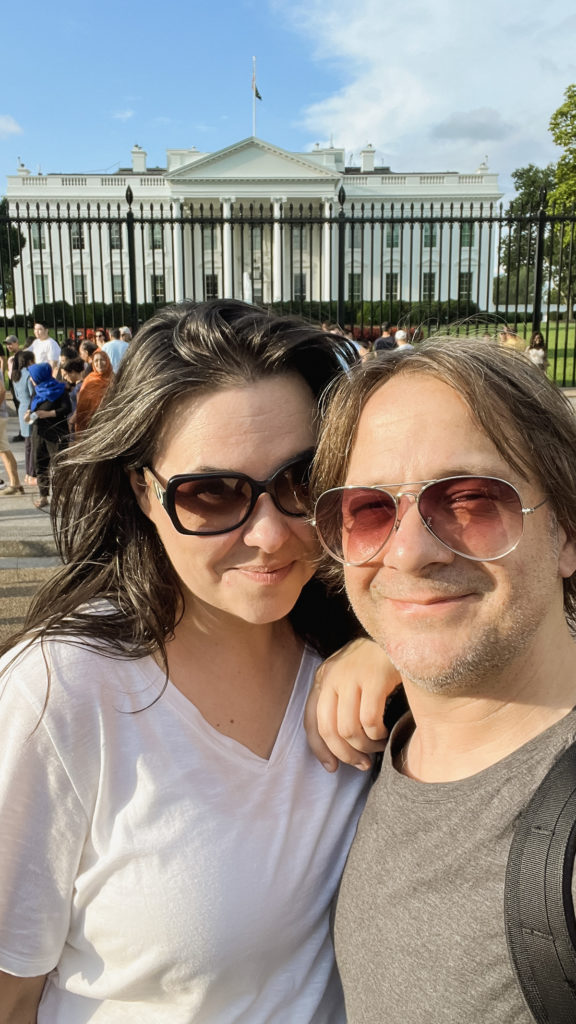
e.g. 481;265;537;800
391;489;420;532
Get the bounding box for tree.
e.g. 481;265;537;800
499;164;556;276
0;197;26;308
549;84;576;209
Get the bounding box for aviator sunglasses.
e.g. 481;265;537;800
143;449;315;536
312;475;547;565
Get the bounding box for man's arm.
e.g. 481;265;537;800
0;971;46;1023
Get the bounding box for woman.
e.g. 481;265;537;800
10;349;36;482
526;331;548;370
0;300;391;1022
26;362;71;509
74;347;114;432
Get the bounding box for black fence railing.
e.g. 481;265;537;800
2;188;576;379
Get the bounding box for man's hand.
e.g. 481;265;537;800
304;638;402;772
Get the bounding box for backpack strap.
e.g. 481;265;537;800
505;740;576;1022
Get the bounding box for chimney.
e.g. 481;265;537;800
131;144;147;174
360;145;375;173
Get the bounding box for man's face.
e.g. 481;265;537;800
6;339;18;352
342;373;576;695
34;323;48;340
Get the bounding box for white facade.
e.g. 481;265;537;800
5;137;502;314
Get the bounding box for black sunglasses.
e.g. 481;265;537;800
143;449;315;536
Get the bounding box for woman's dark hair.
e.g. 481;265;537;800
1;300;361;666
529;332;545;349
59;344;80;363
10;349;35;383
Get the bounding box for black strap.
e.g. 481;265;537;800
505;740;576;1022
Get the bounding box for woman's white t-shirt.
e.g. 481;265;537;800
0;638;369;1022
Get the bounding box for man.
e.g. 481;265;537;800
393;327;413;350
373;322;395;353
27;322;60;375
119;326;132;342
101;327;129;373
311;339;576;1022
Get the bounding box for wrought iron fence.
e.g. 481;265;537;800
2;187;576;380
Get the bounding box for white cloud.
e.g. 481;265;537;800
113;110;135;122
274;0;575;183
0;115;22;139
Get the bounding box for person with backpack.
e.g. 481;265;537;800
311;337;576;1023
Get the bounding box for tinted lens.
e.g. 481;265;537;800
315;487;397;563
173;476;253;532
419;476;524;559
273;457;312;515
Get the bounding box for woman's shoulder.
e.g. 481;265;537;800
0;621;158;719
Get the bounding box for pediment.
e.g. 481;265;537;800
166;137;340;182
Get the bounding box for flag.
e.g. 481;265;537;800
252;67;262;101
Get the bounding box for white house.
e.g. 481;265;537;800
4;137;502;316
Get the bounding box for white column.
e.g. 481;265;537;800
220;196;236;297
173;199;184;302
271;196;286;302
322;197;334;304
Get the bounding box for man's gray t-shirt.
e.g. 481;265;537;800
334;708;576;1023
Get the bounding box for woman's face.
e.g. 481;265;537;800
79;343;91;362
93;352;109;374
131;375;319;629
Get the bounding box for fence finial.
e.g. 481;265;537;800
125;186;134;208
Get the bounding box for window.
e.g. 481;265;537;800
202;228;221;253
31;223;46;250
251;225;263;252
423;224;437;248
293;273;306;301
292;226;309;252
71;222;84;250
149;223;163;250
205;273;219;299
460;222;475;248
422;272;436;302
112;274;124;303
348;272;362;302
458;271;473;302
151;274;165;304
110;222;122;250
385;272;398;301
34;274;49;301
385;224;400;249
73;274;87;302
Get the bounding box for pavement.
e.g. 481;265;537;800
0;409;60;640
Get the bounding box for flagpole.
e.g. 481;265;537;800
252;56;257;136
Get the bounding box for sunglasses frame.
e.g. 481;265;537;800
143;448;316;536
312;475;547;565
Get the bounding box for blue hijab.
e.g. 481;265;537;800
29;362;67;411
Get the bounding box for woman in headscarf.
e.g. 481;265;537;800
26;362;71;509
74;348;114;433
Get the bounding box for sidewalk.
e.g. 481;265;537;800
0;411;60;640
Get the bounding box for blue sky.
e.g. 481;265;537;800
2;0;575;200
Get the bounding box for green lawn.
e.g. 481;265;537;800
439;323;576;388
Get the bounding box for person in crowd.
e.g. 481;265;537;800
58;343;81;374
92;328;108;346
61;355;86;428
373;323;394;353
310;338;576;1022
10;350;36;483
2;336;23;440
102;326;130;372
393;328;414;351
526;330;548;370
26;362;71;509
120;326;132;341
26;322;61;375
0;299;394;1022
74;348;114;433
78;339;98;376
0;371;24;496
498;325;526;353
